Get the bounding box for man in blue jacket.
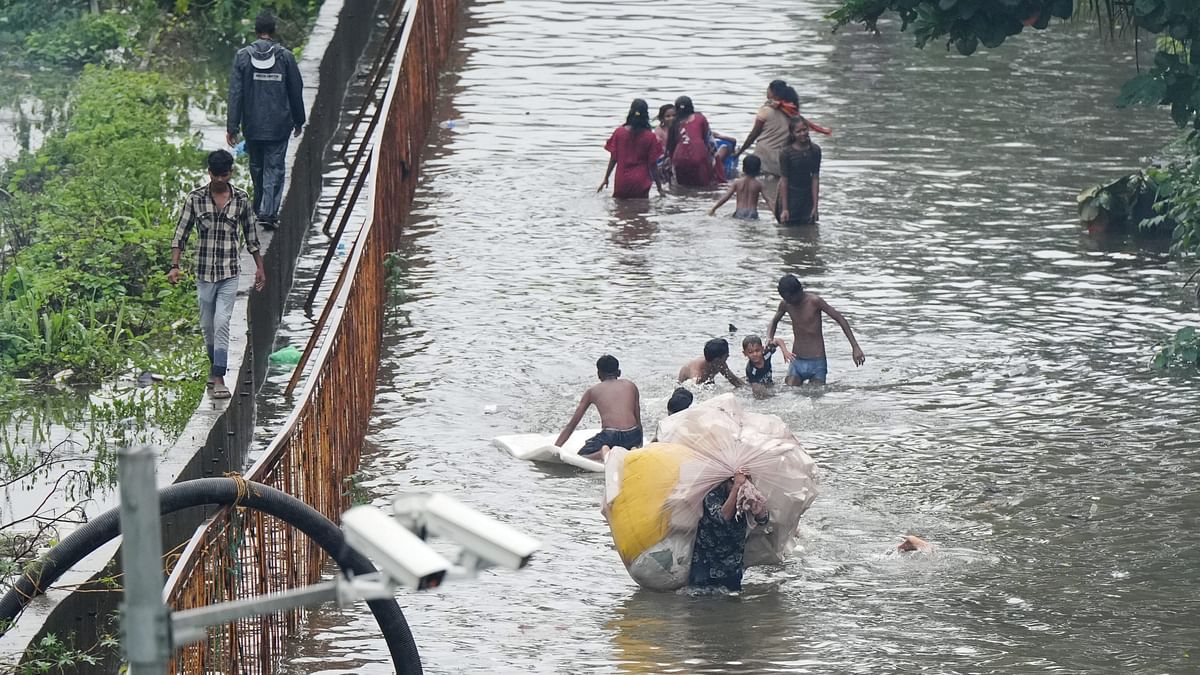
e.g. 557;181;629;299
226;10;305;231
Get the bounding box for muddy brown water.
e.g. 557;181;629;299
276;1;1199;672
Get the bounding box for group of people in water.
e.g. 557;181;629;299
598;79;827;225
550;79;930;592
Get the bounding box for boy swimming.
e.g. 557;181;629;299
742;334;793;385
766;274;866;385
667;387;694;414
709;155;772;220
678;338;745;387
555;355;642;460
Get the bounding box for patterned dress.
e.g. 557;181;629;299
688;482;769;591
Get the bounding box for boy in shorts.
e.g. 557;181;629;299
766;274;866;385
555;355;642;460
709;155;773;220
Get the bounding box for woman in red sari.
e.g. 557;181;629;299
667;96;729;188
598;99;664;199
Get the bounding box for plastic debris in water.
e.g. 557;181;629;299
269;345;303;365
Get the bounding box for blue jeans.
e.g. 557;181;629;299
198;277;238;377
246;138;289;222
787;356;828;383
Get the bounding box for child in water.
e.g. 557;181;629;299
555;355;642;461
709;155;772;220
679;338;744;387
742;334;793;385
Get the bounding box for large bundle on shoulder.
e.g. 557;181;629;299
604;394;818;590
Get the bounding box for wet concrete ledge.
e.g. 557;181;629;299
0;0;380;669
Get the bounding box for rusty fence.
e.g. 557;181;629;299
162;0;462;671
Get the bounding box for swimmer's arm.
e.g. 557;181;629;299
555;390;592;447
766;301;787;345
736;115;766;156
677;362;692;383
720;362;745;388
597;156;616;193
771;338;794;362
819;298;866;366
758;184;773;212
709;184;736;215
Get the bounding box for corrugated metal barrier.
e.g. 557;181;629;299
162;0;462;671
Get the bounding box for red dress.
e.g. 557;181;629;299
605;126;663;198
670;113;717;187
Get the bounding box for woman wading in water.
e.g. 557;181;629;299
599;98;665;199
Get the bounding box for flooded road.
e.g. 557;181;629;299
284;0;1199;672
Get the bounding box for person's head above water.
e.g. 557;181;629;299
657;103;676;127
667;387;693;415
596;354;620;380
768;79;788;101
788;116;811;146
625;98;652;133
673;96;695;119
703;338;730;364
741;154;762;177
778;274;804;304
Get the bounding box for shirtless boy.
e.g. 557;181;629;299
709;155;772;219
678;338;745;387
766;274;866;385
556;355;642;460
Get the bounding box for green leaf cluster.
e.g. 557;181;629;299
1152;325;1200;369
1146;133;1200;255
0;66;203;379
23;11;140;65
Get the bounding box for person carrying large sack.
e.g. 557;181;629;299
226;10;305;231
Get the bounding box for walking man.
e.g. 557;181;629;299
226;10;305;230
168;150;266;399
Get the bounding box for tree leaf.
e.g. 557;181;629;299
1117;73;1168;107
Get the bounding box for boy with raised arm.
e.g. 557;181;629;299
767;274;866;385
678;338;744;387
556;355;642;461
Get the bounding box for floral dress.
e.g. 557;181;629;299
687;482;769;591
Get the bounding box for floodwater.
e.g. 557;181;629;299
283;0;1200;672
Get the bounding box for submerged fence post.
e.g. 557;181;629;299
117;445;171;673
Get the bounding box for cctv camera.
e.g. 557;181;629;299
393;494;539;572
341;506;450;590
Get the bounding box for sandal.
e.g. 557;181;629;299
211;382;232;399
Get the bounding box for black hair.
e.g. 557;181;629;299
742;335;763;350
657;103;675;124
703;338;729;363
768;79;788;99
742;154;761;176
667;96;696;156
596;354;620;378
207;149;234;175
625;98;652;133
787;115;811;145
781;85;801;107
778;274;803;300
667;387;693;415
255;10;277;35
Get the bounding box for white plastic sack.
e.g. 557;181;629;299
604;394;818;590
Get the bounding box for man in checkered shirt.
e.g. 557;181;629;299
168;149;266;399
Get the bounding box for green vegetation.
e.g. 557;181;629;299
831;0;1200;369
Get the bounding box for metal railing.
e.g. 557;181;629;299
162;0;462;671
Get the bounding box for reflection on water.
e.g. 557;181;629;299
283;0;1200;672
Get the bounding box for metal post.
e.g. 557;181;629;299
117;445;171;673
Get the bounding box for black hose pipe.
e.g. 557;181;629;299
0;477;422;674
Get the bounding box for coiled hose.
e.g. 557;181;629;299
0;477;422;674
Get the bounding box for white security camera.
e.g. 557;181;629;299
393;494;539;572
341;506;450;590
